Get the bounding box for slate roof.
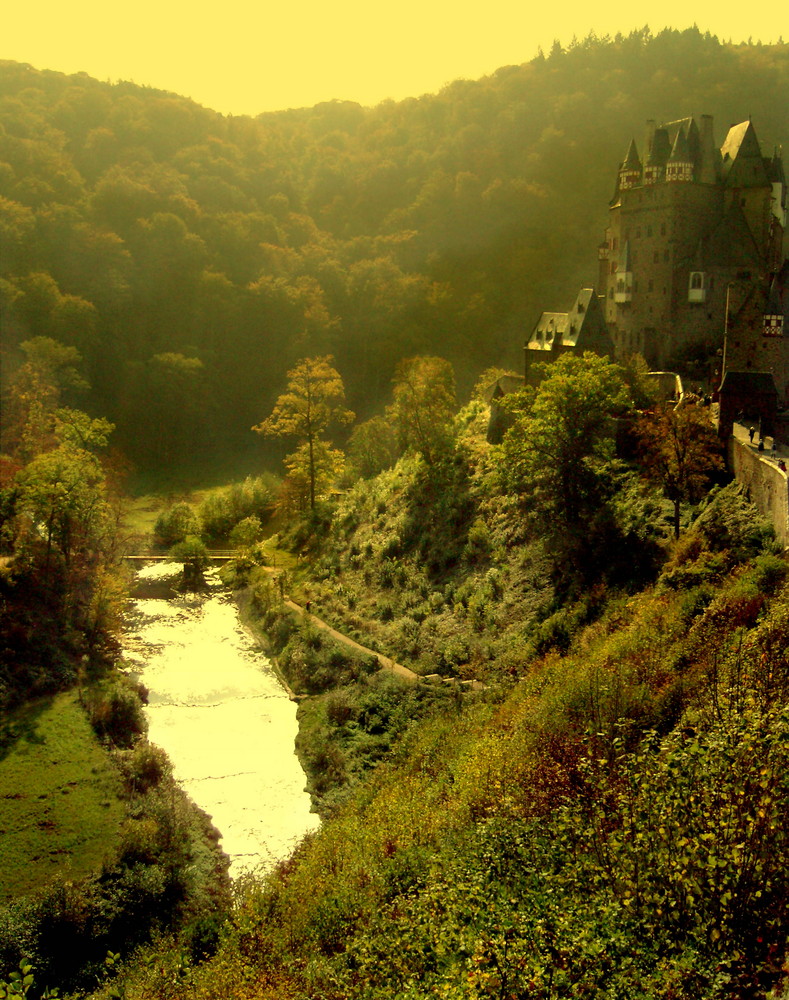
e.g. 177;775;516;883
720;120;769;187
527;288;610;352
719;370;778;397
622;138;642;171
687;199;762;271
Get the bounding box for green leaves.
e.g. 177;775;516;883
0;960;57;1000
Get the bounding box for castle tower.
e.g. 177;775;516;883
718;263;789;436
618;139;642;190
600;115;785;368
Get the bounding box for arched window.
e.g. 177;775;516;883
688;272;707;302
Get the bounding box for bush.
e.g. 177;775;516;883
154;503;201;548
694;483;775;561
199;475;278;543
229;515;263;550
118;743;171;794
85;678;147;748
748;553;789;595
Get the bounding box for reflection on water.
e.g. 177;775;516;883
123;562;319;877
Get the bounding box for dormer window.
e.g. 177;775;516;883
688;271;707;303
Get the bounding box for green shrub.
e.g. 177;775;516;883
463;518;492;564
748;553;789;595
85;679;147;748
694;483;775;561
153;503;201;548
118;743;171;794
199;475;278;543
228;515;263;550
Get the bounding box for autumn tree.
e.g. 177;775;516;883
3;337;89;461
387;356;457;466
636;402;724;538
253;356;354;509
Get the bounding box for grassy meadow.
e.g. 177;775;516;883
0;691;125;900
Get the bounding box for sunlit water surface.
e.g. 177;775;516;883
122;562;319;877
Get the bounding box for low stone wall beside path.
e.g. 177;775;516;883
729;424;789;547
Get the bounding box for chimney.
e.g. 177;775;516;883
644;119;656;158
698;114;718;184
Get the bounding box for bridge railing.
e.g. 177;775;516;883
123;549;240;562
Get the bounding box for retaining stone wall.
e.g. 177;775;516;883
728;437;789;547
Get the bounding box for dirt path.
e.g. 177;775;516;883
283;599;421;683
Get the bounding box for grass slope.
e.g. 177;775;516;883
0;691;124;901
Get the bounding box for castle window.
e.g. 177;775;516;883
688;271;707;303
615;272;633;303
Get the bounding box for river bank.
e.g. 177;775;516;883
122;561;319;878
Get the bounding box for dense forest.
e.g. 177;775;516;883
1;28;788;477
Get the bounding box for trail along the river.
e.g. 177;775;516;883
122;562;319;878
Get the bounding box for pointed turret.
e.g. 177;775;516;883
721;120;769;187
667;126;694;182
644;126;671;184
618;138;642;190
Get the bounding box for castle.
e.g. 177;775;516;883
524;114;788;421
599;115;785;369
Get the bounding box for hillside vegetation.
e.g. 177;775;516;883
82;434;789;1000
2;29;788;474
55;346;786;1000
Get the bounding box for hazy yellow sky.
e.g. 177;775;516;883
3;0;784;116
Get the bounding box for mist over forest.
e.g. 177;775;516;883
1;27;788;478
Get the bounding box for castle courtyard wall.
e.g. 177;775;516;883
728;425;789;547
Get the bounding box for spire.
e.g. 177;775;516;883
623;138;641;170
644;126;671;183
618;138;642;190
720;120;768;187
667;127;694;182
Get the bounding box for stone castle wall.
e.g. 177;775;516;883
728;434;789;547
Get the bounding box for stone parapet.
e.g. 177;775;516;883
729;424;789;546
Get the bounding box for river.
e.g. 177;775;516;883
122;562;319;878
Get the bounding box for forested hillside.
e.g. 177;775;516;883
2;29;788;475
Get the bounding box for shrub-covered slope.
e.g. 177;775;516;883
102;475;789;999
